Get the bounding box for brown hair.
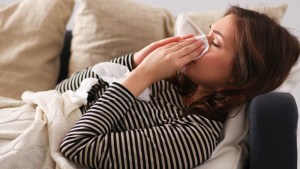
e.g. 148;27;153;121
173;6;300;122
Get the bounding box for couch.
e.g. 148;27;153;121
0;0;298;168
59;31;298;169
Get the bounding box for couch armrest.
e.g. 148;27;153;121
248;92;298;169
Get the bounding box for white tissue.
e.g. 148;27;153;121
194;35;210;60
92;62;151;102
66;78;99;105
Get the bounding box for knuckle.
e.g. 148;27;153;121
174;45;182;50
176;42;183;47
170;42;178;45
151;42;161;48
186;52;192;58
161;49;170;57
165;53;172;59
150;42;157;46
182;46;190;52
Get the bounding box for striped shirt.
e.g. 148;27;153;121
56;53;223;169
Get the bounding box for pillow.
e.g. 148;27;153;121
0;0;74;99
197;105;249;169
275;56;300;93
173;4;290;169
175;3;288;35
69;0;175;75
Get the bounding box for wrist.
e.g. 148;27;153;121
121;69;153;97
132;52;140;69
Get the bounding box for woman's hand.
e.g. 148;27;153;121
133;34;195;68
123;37;205;97
138;37;204;82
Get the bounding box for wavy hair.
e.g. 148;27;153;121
172;6;300;122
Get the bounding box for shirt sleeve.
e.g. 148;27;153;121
109;53;135;71
56;53;134;92
60;82;223;169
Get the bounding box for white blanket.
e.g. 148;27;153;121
0;90;88;169
0;63;148;169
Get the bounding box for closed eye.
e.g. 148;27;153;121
211;41;220;48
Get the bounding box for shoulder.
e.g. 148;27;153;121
180;114;223;136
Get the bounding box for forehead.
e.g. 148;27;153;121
212;14;237;43
213;14;236;28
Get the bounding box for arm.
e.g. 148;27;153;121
60;36;208;168
132;34;195;69
108;36;187;71
122;37;204;97
60;82;223;169
55;52;134;94
56;34;195;93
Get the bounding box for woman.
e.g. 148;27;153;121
56;6;300;169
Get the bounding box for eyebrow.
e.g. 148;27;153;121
209;25;225;40
212;30;225;40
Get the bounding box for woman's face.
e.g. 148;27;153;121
181;14;237;91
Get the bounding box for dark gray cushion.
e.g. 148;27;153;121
248;92;298;169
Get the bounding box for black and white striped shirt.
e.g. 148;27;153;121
57;54;223;169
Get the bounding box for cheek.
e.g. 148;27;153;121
192;54;233;86
198;53;231;71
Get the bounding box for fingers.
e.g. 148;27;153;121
169;38;205;65
159;34;194;44
168;38;204;53
180;34;194;41
150;34;196;51
153;34;195;48
167;34;195;48
149;34;196;49
142;36;181;55
179;45;205;64
155;36;181;47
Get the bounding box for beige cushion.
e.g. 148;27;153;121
69;0;175;75
173;4;289;169
0;0;74;99
175;3;288;35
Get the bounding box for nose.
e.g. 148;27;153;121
206;34;213;44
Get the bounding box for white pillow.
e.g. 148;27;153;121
275;57;300;93
196;105;249;169
69;0;175;75
173;4;293;169
0;0;74;99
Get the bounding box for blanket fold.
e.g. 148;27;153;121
0;90;88;169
